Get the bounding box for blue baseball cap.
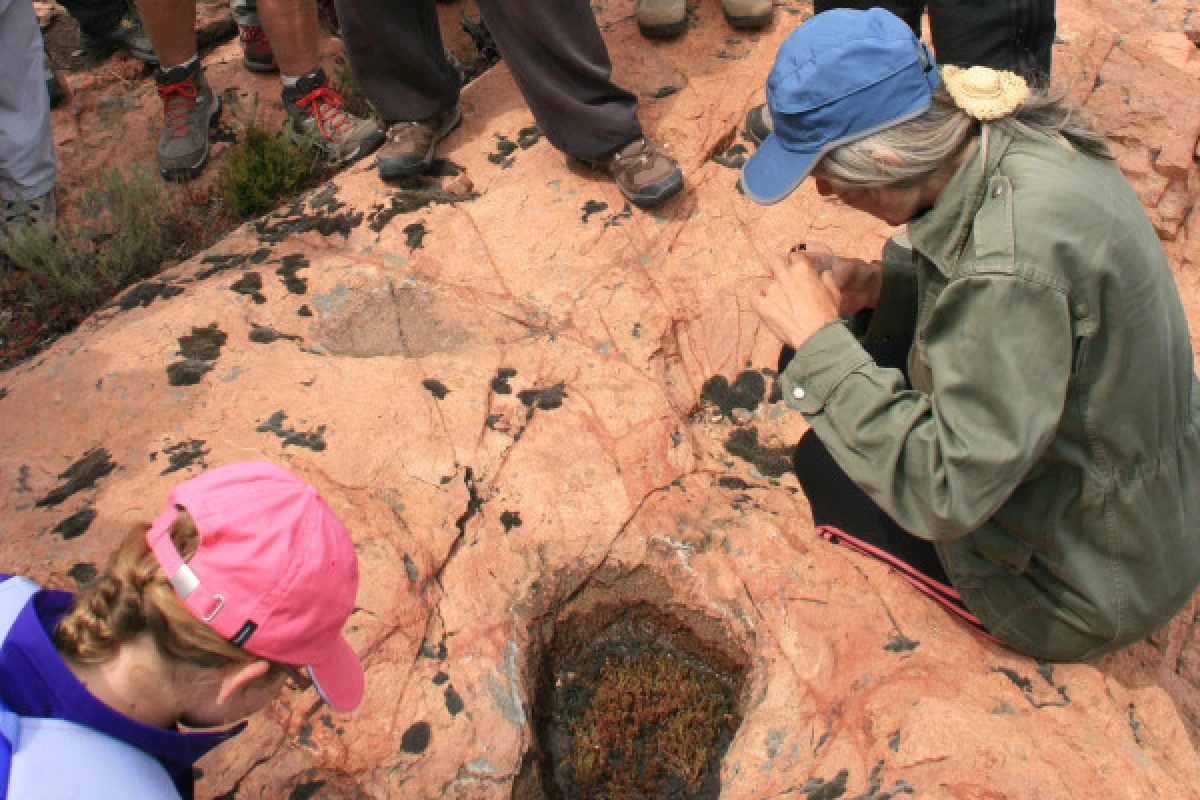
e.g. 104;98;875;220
740;8;939;205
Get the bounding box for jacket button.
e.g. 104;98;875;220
792;387;806;400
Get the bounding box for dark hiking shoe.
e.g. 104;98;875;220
81;11;157;63
744;102;773;146
283;67;384;166
586;135;684;209
377;107;462;179
722;0;773;29
637;0;687;39
155;63;221;181
237;23;277;73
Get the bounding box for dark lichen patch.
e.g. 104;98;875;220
500;510;522;532
67;562;98;588
36;448;116;508
400;721;432;754
297;304;313;317
288;781;326;800
229;272;266;304
256;411;327;451
276;253;310;295
167;324;227;386
993;666;1032;693
0;388;6;400
884;632;920;653
545;618;738;799
723;427;791;478
403;221;427;250
248;248;270;264
490;367;517;394
444;685;465;716
52;506;97;540
1128;703;1144;745
701;370;766;418
432;671;449;686
717;476;750;491
488;134;518;167
518;382;567;411
580;199;608;224
249;324;301;344
990;665;1070;709
255;188;363;244
195;251;251;280
650;84;681;99
160;439;210;475
366;185;478;233
167;359;214;386
517;125;542;149
603;202;633;229
888;729;901;752
712;143;748;170
403;553;419;583
116;280;184;310
422;379;449;399
177;323;228;361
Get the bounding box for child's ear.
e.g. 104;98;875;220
216;659;273;707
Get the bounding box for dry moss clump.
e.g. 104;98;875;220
559;649;733;798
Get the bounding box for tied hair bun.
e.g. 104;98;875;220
941;65;1030;121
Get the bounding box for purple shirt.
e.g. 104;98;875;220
0;576;244;799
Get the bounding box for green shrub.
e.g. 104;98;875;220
4;168;169;309
222;125;306;218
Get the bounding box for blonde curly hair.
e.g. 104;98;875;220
54;511;257;670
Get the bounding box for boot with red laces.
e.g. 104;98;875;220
154;60;221;181
283;67;383;166
237;23;277;73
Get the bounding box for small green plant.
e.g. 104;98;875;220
221;124;307;218
3;168;168;308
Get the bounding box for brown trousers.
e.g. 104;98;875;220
332;0;642;160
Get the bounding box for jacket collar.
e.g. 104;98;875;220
0;582;244;794
906;125;1015;278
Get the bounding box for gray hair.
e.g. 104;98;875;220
813;86;1112;189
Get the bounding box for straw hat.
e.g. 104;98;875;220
941;65;1030;121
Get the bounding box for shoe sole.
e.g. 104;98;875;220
638;19;687;38
159;96;222;182
617;166;684;209
377;106;462;179
725;10;774;29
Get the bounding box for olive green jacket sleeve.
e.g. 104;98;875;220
778;274;1074;542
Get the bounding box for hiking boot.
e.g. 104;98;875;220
1;192;56;254
155;62;221;181
722;0;773;29
744;102;773;145
283;67;384;166
585;135;683;209
637;0;687;38
377;107;462;179
237;23;277;73
80;10;158;63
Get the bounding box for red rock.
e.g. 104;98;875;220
4;0;1200;797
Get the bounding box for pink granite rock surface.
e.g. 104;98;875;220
3;0;1200;797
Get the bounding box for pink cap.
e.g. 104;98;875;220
146;461;363;712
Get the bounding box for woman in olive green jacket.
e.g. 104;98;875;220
742;8;1200;660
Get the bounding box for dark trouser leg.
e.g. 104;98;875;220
925;0;1055;84
474;0;641;160
812;1;925;37
813;1;1055;84
331;0;458;122
57;0;127;37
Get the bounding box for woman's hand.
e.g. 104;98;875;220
753;249;844;351
829;255;883;316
